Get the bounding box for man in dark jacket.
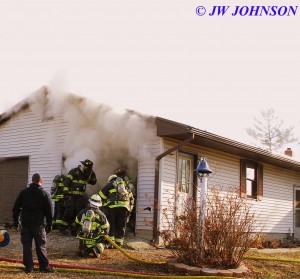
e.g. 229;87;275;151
12;173;54;273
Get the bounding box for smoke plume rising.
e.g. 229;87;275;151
29;86;157;196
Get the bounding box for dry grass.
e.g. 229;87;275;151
1;230;300;278
0;229;171;278
244;250;300;279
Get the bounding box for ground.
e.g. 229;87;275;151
1;230;300;278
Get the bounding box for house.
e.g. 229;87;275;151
1;88;300;244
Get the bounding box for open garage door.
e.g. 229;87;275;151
0;157;29;224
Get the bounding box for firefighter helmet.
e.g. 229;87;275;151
80;159;93;168
53;175;61;183
89;194;102;208
115;168;126;177
107;174;118;183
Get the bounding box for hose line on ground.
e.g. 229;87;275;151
2;244;299;279
0;257;165;277
104;235;167;265
0;262;236;279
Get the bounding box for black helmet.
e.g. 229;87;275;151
80;159;93;168
53;175;61;183
115;168;126;177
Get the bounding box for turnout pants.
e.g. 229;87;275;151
106;206;128;245
61;195;86;230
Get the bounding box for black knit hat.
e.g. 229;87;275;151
32;173;41;183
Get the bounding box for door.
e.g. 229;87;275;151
177;152;194;215
294;187;300;238
0;157;29;224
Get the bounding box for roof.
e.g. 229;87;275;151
156;117;300;172
0;100;29;126
2;92;299;172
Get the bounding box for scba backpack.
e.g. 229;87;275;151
81;210;95;237
114;178;128;201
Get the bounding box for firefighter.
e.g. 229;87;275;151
51;174;67;230
75;194;109;258
59;159;97;235
98;168;135;248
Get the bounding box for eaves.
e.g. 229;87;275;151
156;117;300;172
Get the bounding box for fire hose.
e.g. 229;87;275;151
0;232;237;278
104;235;166;265
0;260;236;279
1;228;299;278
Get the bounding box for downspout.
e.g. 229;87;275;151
152;133;195;244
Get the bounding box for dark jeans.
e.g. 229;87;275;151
20;225;49;269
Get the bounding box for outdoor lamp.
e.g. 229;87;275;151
195;157;212;180
195;158;213;224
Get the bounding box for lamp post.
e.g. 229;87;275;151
195;158;213;232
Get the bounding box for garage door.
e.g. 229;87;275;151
0;157;29;224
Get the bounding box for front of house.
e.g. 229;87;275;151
1;90;300;244
139;118;300;243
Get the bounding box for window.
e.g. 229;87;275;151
178;153;193;193
240;159;263;200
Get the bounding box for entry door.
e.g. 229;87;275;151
294;187;300;238
0;157;29;224
177;152;194;215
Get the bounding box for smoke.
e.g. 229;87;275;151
29;86;157;195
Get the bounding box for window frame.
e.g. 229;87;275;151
240;159;263;200
177;152;194;194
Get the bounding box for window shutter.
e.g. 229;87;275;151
257;163;263;201
240;159;247;198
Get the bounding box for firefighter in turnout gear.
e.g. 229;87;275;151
75;194;109;258
98;168;134;248
51;175;67;230
60;159;97;235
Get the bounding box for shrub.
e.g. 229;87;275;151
160;187;257;269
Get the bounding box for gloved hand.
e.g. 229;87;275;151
45;224;52;234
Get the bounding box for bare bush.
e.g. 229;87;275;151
160;187;257;269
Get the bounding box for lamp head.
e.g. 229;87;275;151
195;158;212;175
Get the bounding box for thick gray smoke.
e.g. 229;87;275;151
29;86;157;195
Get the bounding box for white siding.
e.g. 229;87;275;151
159;139;300;235
136;138;161;230
159;145;177;231
0;107;67;192
249;165;300;234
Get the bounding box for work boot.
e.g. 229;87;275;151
91;247;101;258
115;242;123;249
70;229;77;237
24;266;33;273
106;243;115;249
39;266;54;273
59;228;68;235
77;249;86;257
